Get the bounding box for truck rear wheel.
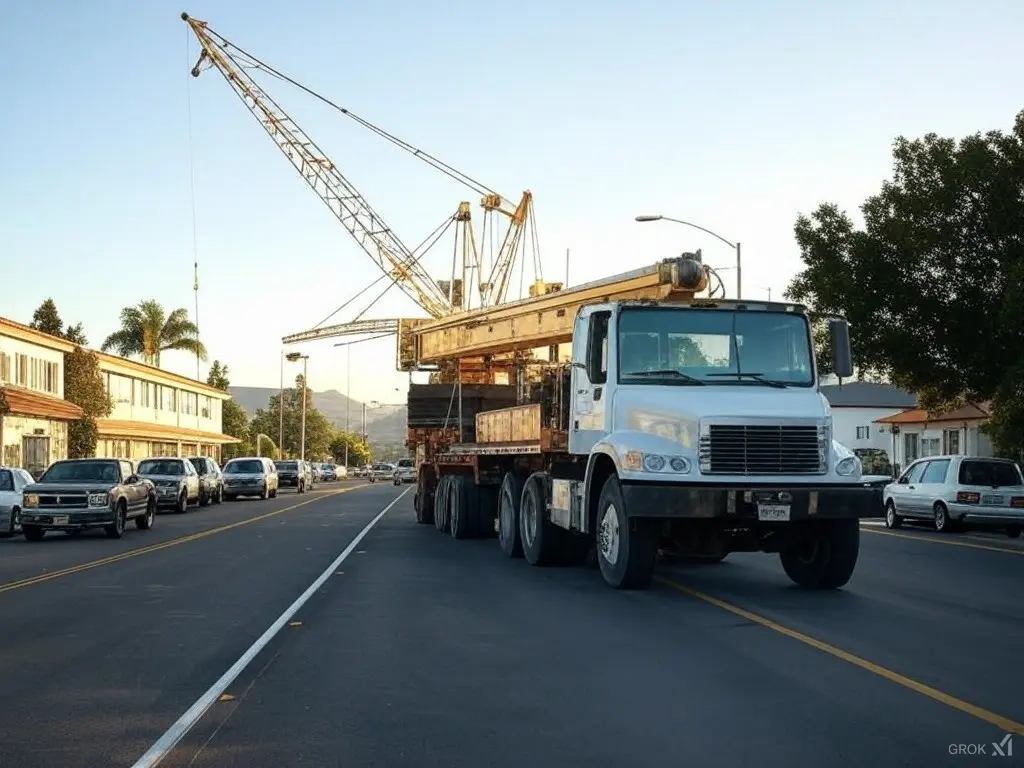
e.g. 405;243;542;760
450;475;473;540
780;519;860;589
497;470;525;558
519;472;561;566
434;475;451;533
595;475;657;590
414;473;435;525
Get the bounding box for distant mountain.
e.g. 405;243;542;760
229;386;407;443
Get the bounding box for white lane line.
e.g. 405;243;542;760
131;487;411;768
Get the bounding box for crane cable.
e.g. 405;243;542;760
185;27;202;380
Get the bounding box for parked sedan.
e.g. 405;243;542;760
367;462;395;483
0;465;34;537
883;455;1024;536
138;457;201;513
188;456;224;505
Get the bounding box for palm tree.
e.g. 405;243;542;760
101;300;207;368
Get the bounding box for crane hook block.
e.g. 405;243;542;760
181;12;189;20
659;253;708;292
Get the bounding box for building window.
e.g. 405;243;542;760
903;433;919;462
109;374;133;405
855;426;870;440
136;380;154;408
201;396;212;419
181;391;198;416
45;361;58;394
921;438;940;457
160;386;177;412
14;353;27;386
942;428;960;455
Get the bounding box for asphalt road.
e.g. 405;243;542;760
1;483;1021;768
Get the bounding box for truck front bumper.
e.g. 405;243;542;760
20;509;115;529
620;482;884;520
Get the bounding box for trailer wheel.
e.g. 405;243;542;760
450;475;473;540
519;472;561;567
414;473;434;525
434;475;451;533
595;474;657;589
497;470;526;558
779;519;859;589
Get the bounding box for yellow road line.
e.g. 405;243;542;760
862;526;1024;555
655;576;1024;735
0;485;368;595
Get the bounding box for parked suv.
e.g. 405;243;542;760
393;458;416;485
222;457;279;500
138;457;201;513
275;460;308;493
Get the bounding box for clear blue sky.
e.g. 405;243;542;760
2;0;1021;404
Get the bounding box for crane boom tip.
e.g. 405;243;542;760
181;11;190;21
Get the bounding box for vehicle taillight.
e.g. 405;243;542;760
1010;497;1024;509
956;491;981;504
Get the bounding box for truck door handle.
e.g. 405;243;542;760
907;485;915;490
577;388;589;395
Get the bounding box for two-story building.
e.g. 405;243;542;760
93;352;240;463
0;318;85;477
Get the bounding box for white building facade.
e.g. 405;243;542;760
874;404;993;474
820;382;918;459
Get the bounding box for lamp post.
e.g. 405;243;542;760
285;352;309;461
635;214;742;299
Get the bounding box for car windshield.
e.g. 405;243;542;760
225;460;264;474
397;459;414;468
188;458;207;473
616;308;814;386
958;460;1023;487
276;461;298;471
39;461;119;484
138;459;184;476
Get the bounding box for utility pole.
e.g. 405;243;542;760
300;356;308;461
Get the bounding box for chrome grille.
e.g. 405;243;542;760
699;424;825;475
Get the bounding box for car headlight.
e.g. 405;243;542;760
24;493;38;507
835;456;861;477
88;492;109;507
624;450;691;474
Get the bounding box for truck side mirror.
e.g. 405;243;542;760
829;318;854;379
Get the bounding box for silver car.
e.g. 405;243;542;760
393;458;416;485
0;466;33;537
222;457;279;500
137;457;201;513
883;455;1024;537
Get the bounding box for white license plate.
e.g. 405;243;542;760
981;495;1004;506
757;504;791;522
52;515;70;526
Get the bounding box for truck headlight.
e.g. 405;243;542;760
24;493;38;507
835;456;860;476
88;492;109;507
624;451;691;474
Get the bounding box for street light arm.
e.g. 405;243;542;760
645;216;736;249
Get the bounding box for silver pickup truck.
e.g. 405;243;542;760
20;458;157;540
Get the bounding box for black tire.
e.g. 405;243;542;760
260;484;269;500
933;502;950;533
214;485;223;504
498;471;525;558
595;474;657;589
450;475;473;539
176;491;188;514
414;477;435;525
780;519;860;589
23;525;44;542
271;486;278;498
884;500;902;529
433;475;450;532
1007;525;1021;539
136;497;156;530
2;505;19;537
199;487;210;507
105;502;127;539
519;473;561;567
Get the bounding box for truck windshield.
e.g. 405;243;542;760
617;308;814;386
39;461;119;484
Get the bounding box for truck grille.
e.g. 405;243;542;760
38;494;89;508
699;424;825;476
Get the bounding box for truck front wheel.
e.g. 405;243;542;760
779;519;860;589
595;475;657;590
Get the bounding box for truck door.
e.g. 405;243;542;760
569;308;611;455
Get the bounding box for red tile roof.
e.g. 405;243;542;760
1;386;84;421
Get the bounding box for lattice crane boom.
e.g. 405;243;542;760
182;13;454;318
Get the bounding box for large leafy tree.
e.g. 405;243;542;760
250;374;335;460
101;300;206;368
786;112;1024;458
29;298;87;344
64;347;112;458
329;431;372;467
205;360;252;460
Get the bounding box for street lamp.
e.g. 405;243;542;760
285;352;309;461
635;214;742;299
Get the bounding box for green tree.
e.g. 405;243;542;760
329;431;371;466
249;374;335;460
206;360;230;390
64;346;112;458
100;300;206;368
29;298;89;345
785;112;1024;458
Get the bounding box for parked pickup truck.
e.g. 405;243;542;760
20;458;157;541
